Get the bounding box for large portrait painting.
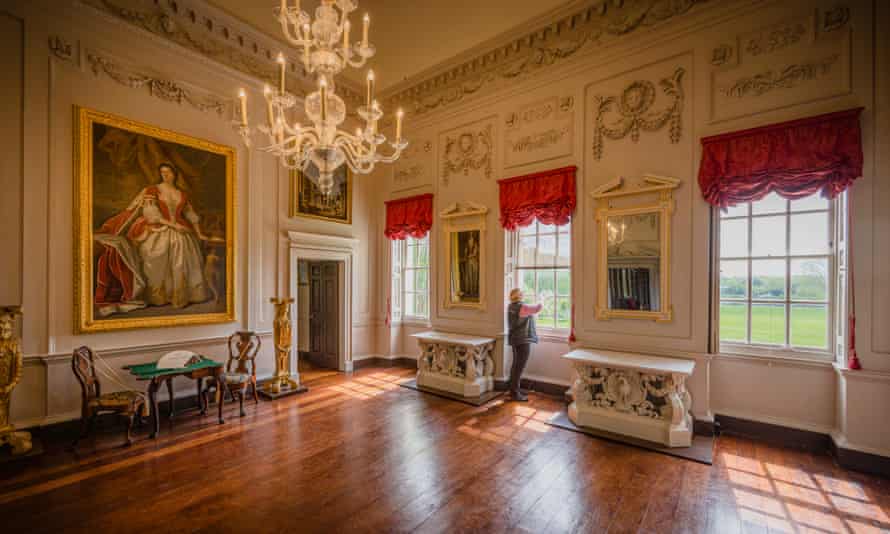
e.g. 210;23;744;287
290;164;352;224
450;230;481;304
74;106;235;333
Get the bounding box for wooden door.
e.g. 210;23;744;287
309;261;339;369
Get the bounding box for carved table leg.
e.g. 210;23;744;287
149;378;161;439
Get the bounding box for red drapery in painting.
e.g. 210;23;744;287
498;166;578;341
697;108;864;369
698;108;864;208
498;166;577;231
384;193;434;241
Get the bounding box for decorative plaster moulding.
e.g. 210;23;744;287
382;0;712;117
78;0;363;105
439;201;489;220
286;231;359;251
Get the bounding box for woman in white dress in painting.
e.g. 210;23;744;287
95;163;211;316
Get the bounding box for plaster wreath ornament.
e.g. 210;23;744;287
233;0;407;196
591;67;685;160
441;125;493;185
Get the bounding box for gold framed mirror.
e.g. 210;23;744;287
592;175;679;322
440;201;488;310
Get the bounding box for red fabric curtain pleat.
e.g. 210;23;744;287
384;193;434;240
498;166;577;231
698;108;863;208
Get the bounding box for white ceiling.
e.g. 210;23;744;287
205;0;570;91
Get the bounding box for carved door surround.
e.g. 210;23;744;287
287;231;357;372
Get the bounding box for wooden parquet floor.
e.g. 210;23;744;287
1;366;889;533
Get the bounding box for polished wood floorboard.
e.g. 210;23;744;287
1;366;889;533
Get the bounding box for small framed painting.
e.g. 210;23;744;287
74;106;236;333
290;164;352;224
440;201;489;310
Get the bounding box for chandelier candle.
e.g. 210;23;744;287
343;20;350;54
238;89;247;126
366;69;375;109
396;109;403;143
264;85;274;126
320;79;328;121
276;53;286;95
362;13;370;48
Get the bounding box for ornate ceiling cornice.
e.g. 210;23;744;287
79;0;363;107
383;0;714;116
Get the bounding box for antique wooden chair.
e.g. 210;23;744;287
71;346;145;448
204;332;260;417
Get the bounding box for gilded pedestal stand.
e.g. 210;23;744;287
260;298;307;399
0;307;32;455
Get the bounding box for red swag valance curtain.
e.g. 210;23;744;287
384;193;433;240
698;108;863;208
498;166;577;230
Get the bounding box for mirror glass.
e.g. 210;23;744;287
606;212;661;312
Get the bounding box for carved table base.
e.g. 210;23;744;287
563;349;695;448
413;332;496;398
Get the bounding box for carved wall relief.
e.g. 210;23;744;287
711;44;734;67
591;68;684;160
504;96;574;169
86;53;229;115
392;139;433;190
386;0;710;116
710;8;851;123
440;121;494;186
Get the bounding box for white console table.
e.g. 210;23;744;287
563;349;695;447
412;331;496;397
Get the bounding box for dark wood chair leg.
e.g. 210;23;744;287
125;413;135;446
196;377;205;414
166;378;175;418
252;378;259;404
70;410;91;450
239;386;246;417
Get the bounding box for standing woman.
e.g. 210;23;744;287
507;288;543;401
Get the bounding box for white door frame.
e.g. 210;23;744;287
287;231;358;372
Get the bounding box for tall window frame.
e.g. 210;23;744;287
715;192;842;360
510;220;572;332
391;235;430;323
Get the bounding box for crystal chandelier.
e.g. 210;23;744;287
235;0;406;195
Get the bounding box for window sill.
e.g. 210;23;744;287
393;319;431;329
535;329;572;344
716;345;836;368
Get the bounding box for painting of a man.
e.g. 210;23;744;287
452;230;481;302
75;107;235;332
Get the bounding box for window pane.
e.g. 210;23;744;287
557;233;571;266
557;297;571;329
751;192;787;215
518;236;537;266
720;260;748;299
751;303;786;345
791;304;828;349
520;270;535;295
416;243;429;267
720;302;748;342
720;218;748;258
519;222;537;236
721;203;748;218
791;259;828;301
751;259;785;300
538;295;556;328
537;270;555;297
405;294;416;317
791;194;829;212
537;235;556;267
790;212;829;255
405;271;415;292
415;295;428;318
751;216;786;257
415;269;428;291
538;222;557;235
556;269;571;296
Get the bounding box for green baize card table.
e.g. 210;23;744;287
124;357;225;438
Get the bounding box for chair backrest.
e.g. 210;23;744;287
227;331;260;376
72;346;101;403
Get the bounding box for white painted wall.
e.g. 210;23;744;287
2;0;381;428
378;0;889;455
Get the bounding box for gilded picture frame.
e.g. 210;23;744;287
74;106;236;333
289;164;353;224
591;174;679;322
441;201;488;310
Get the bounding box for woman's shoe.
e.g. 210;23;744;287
510;392;528;402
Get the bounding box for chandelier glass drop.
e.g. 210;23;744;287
236;0;406;195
